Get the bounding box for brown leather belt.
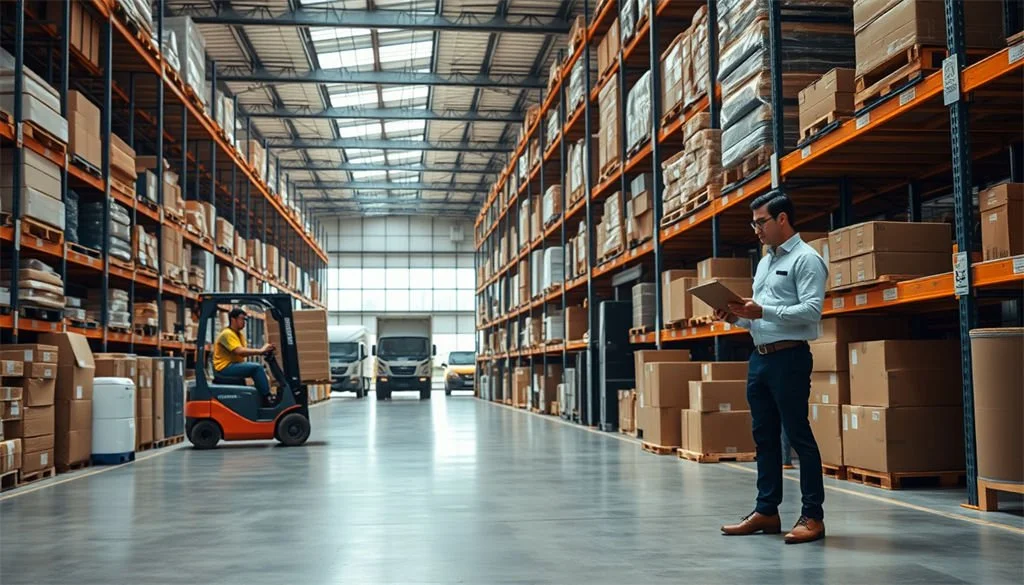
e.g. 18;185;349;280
755;340;807;355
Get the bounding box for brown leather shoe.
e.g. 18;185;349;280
784;516;825;544
721;511;782;535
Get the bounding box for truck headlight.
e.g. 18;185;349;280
377;362;387;375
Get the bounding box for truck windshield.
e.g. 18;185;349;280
329;342;358;361
377;337;429;360
448;352;475;365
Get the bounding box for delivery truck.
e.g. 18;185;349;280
328;325;371;398
373;316;435;400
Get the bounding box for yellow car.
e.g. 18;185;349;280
443;351;476;396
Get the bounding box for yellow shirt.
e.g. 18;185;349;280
214;327;246;372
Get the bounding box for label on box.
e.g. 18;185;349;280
811;404;818;420
899;87;916;106
725;447;737;454
843;414;848;431
41;452;48;465
855;294;868;306
719;403;732;412
953;251;969;295
851;414;859;429
883;288;899;302
832;297;845;310
723;323;731;331
822;395;830;404
850;349;858;366
872;411;880;422
76;385;83;399
722;195;729;206
10;402;19;416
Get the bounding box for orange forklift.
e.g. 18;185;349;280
185;293;311;449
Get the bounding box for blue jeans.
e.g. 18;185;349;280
746;343;824;520
218;362;270;397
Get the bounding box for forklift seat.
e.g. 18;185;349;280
213;374;247;385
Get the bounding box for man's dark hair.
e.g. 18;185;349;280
750;190;796;226
229;308;247;320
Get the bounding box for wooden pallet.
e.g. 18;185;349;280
598;160;621;183
165;211;186;227
846;467;966;490
628;325;651;337
723;146;773;186
969;478;1024;512
67;318;100;330
137;442;154;453
661;99;685;127
0;469;19;492
641;442;678;456
109;257;135;273
19;305;63;322
830;274;918;292
23;121;67;156
664;319;688;330
598;246;624;265
799;110;850;142
137;265;159;279
67;241;102;259
677;449;757;463
110;175;136;198
689;315;714;327
137;195;160;213
71;154;102;177
57;460;92;474
160;332;181;342
620;428;638;438
854;45;945;109
822;463;847;480
660;185;720;227
21;217;63;244
134;325;158;338
18;466;56;486
109;324;132;334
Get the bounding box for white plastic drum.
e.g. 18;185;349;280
92;377;136;455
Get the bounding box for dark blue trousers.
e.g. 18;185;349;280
746;343;824;520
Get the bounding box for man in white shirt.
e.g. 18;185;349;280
715;191;828;544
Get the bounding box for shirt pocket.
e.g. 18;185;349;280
769;266;798;301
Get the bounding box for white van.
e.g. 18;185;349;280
328;325;370;398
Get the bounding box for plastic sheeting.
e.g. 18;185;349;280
65;189;80;244
626;71;652;153
163;16;206;100
78;200;132;261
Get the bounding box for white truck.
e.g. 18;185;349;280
328;325;371;398
373;316;435;400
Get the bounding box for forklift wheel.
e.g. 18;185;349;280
276;413;311;447
188;419;222;450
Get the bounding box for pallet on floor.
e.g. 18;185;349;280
18;466;56;486
854;45;945;109
846;467;966;490
0;469;18;492
677;449;756;463
965;478;1024;512
822;463;847;480
57;460;92;474
641;442;678;456
548;401;559;416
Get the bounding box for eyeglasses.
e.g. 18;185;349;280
750;217;775;231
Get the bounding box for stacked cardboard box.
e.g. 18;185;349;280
662;5;710;121
133;226;159;271
248;239;265;273
618;389;637;434
67;90;102;170
164;17;206;100
0;49;69;144
534;363;562;412
828;221;951;289
691;257;753;320
1;258;67;312
843;339;965;473
979;182;1023;261
597;18;621;80
661;269;698;325
680;112;722;200
1;346;57;475
266;309;330;383
798;68;855;140
216;217;235;253
133;302;159;332
631;283;656;329
0;148;66;231
135;358;154;449
633;349;692;446
266;245;280;280
598;75;621;177
43;2;101;67
661;150;687;214
161;300;179;336
542;185;563;226
808;317;910;466
682;361;755;456
513;367;531;408
0;436;21;476
110;134;137;195
625;175;654;245
597;194;624;261
565;305;588;341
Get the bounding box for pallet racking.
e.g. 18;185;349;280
473;0;1023;507
1;0;328;358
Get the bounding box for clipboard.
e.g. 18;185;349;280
687;280;745;313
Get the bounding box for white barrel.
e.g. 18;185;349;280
92;377;137;455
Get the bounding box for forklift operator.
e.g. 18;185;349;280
214;307;276;401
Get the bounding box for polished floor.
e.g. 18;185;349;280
2;392;1022;585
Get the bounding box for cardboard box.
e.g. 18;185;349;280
0;439;21;473
16;363;56;379
979;182;1024;261
565;305;588;341
701;361;748;382
809;342;847;372
0;344;58;365
682;410;755;454
849;339;961;406
809;403;843;466
697;257;751;284
638;406;682;447
56;429;91;468
633;349;690;400
641;362;702;409
1;397;21;422
688;380;748;413
21;447;53;474
661;270;698;324
848;221;951;261
816;316;911;345
1;360;24;377
38;333;96;402
618;389;636;433
810;372;850;405
109;133;137;181
1;148;62;197
0;186;65;230
94;354;137;380
21;378;55;407
266;309;329;383
798;68;856;133
216;217;235;252
852;251;951;283
971;327;1023;483
829;259;852;289
842;405;965;472
808;237;830;264
7;404;54;438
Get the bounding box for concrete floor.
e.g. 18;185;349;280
2;392;1022;585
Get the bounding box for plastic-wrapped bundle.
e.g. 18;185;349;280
620;0;638;43
602;194;624;258
65;189;80;244
65;295;83;309
718;0;853;53
160;29;180;72
569;139;587;200
64;308;87;321
78;200;133;260
1;259;65;310
542;185;562;225
546;109;559;146
569;58;586;110
117;0;153;34
626;71;652;153
163;17;206;101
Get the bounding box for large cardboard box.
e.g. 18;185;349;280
848;251;951;283
565;305;588;341
266;309;330;383
661;270;698;324
697;257;751;284
21;378;55;407
701;361;748;382
971;327;1023;484
979;182;1024;261
641;362;702;408
816;316;911;345
153;359;166;442
633;349;690;401
638;406;682;447
688;380;748;413
1;360;24;377
854;0;1004;77
0;439;21;473
810;372;850;405
810;342;847;372
829;221;950;262
38;332;95;402
618;389;636;433
809;403;843;466
849;339;961;406
94;354;137;380
1;148;62;197
67;90;102;169
0;186;65;230
798;68;855;134
682;410;755;454
7;404;53;439
0;344;58;366
216;218;235;253
842;405;964;472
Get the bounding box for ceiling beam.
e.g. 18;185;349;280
174;5;571;35
266;137;513;153
213;66;544;89
296;181;485;193
282;161;500;174
240;104;524;123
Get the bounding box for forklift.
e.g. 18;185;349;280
185;293;311;449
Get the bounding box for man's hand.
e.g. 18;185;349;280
727;298;763;320
713;309;737;324
260;343;275;355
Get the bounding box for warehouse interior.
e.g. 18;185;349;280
1;0;1023;583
